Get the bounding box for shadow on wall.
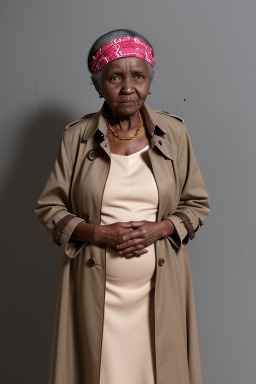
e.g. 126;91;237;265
0;106;77;384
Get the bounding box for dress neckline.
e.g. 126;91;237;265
111;145;149;158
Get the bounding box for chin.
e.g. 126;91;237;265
117;103;141;116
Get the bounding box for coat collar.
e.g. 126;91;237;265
82;102;176;159
82;102;167;139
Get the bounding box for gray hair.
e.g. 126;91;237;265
88;29;155;86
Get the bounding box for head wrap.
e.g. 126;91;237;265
90;36;155;73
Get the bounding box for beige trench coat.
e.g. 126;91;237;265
35;102;210;384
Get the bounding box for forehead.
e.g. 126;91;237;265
103;57;149;73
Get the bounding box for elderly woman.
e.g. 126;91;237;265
35;29;210;384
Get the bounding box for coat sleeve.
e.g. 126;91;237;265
166;124;210;249
34;129;86;258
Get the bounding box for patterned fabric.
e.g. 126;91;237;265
90;37;155;73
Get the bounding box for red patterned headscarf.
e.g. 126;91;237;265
90;36;155;74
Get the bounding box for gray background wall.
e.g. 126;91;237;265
1;1;255;383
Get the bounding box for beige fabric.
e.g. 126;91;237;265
35;103;210;384
100;146;157;384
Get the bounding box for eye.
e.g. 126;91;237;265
135;74;144;79
109;74;121;81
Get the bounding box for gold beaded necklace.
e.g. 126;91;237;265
105;112;143;140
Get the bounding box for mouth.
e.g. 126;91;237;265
118;100;137;104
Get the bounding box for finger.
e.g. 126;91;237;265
118;222;134;228
130;221;146;226
118;227;148;243
118;243;145;255
124;249;148;258
122;227;136;234
132;249;148;257
117;237;144;250
118;221;145;228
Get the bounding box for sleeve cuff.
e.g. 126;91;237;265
165;215;189;249
64;240;87;259
60;216;88;259
58;216;85;246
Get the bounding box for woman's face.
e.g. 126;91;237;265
95;57;151;120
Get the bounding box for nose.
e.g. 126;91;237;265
120;77;135;94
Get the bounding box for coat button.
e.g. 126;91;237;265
158;258;165;267
87;258;96;267
88;150;98;161
83;213;90;223
158;140;162;146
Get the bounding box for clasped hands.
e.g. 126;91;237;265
94;220;175;258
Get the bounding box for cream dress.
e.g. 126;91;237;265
99;146;158;384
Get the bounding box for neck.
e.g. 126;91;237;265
106;110;140;132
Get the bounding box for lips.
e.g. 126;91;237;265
119;100;137;104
